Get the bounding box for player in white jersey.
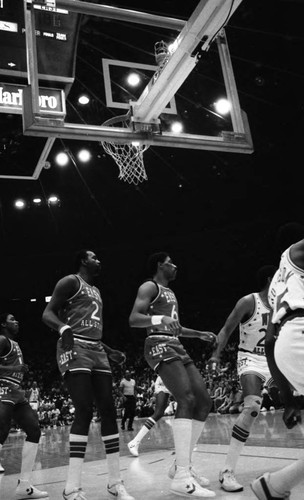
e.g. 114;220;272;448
128;375;172;457
207;265;277;493
251;224;304;500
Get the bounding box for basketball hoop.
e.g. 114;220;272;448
101;113;149;185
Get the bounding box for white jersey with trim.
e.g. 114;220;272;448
268;247;304;324
238;293;271;355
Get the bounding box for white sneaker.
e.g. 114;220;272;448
127;439;139;457
62;488;87;500
0;461;4;473
168;460;210;487
16;479;48;499
170;469;215;498
107;481;135;500
219;469;243;492
251;473;290;499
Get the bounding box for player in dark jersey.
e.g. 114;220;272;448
0;312;48;499
42;250;134;500
129;252;216;499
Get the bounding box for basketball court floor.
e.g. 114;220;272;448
1;409;303;499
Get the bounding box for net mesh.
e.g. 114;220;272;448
101;115;149;185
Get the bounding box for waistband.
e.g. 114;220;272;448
74;335;102;344
147;334;174;338
239;348;264;356
280;308;304;328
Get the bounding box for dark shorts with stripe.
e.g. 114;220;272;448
0;382;27;406
144;335;193;372
57;338;112;376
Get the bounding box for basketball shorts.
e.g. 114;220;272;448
154;375;171;395
57;338;112;376
275;317;304;395
237;351;274;387
0;382;27;406
144;335;193;372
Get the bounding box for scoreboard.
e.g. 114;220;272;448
0;0;80;85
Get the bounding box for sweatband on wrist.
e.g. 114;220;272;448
151;315;164;326
59;325;71;336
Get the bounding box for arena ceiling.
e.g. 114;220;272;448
0;0;303;310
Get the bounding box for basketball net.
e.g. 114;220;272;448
101;114;149;185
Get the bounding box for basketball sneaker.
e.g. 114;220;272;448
0;460;4;473
62;488;87;500
16;479;48;499
170;468;215;498
168;460;210;487
107;481;135;500
127;439;139;457
251;473;290;499
219;468;243;492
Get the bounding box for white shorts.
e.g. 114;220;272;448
154;375;171;395
237;351;273;387
275;317;304;395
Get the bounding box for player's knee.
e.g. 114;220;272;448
238;395;262;429
179;389;196;412
26;425;41;443
243;395;262;417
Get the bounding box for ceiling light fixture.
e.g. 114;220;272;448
14;199;26;209
78;94;90;105
214;98;231;115
55;151;69;166
77;149;91;162
47;195;59;205
127;72;141;86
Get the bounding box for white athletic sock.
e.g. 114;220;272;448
102;433;120;486
65;434;87;494
224;423;250;471
269;458;304;494
20;441;38;482
133;417;156;443
172;418;192;470
190;419;205;461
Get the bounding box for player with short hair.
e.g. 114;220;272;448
129;251;216;498
0;312;48;499
42;249;134;500
207;264;277;492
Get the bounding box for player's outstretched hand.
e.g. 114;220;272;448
198;331;217;346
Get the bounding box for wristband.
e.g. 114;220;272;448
151;315;164;326
59;325;71;336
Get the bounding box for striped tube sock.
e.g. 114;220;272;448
224;424;249;471
133;417;156;444
102;433;120;486
65;434;88;494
